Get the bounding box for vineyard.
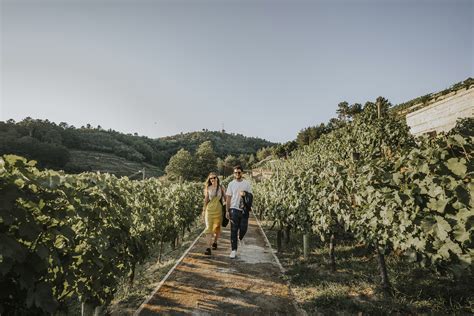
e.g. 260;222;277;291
0;156;202;314
254;103;473;295
0;101;472;314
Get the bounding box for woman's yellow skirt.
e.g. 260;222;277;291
205;197;222;234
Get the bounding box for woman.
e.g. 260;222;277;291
203;172;225;255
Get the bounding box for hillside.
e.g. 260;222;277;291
293;78;473;151
159;130;275;158
0;119;276;176
64;150;164;178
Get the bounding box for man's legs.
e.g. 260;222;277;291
238;215;249;241
230;209;241;251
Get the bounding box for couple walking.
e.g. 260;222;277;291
203;165;252;259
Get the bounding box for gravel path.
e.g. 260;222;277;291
136;215;301;315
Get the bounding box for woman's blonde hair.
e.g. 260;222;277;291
204;172;221;195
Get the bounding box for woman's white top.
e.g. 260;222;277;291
207;185;223;199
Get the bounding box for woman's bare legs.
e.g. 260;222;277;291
208;233;214;247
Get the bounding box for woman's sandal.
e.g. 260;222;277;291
212;242;217;250
204;248;211;255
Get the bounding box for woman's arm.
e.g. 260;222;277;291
203;191;209;211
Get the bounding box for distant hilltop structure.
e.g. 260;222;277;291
393;78;473;136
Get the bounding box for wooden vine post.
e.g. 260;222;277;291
303;233;309;260
81;302;102;316
376;245;392;292
285;225;291;245
329;233;336;272
277;222;283;252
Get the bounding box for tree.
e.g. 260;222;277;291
217;157;226;176
375;96;391;117
43;130;62;145
296;124;328;147
238;154;251;170
336;101;350;121
273;140;298;159
222;155;241;176
256;147;273;161
348;103;363;118
327;118;345;130
18;117;35;137
296;128;310;147
195;141;217;180
165;149;194;181
247;154;256;167
59;122;69;129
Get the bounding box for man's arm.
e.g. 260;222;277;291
225;183;232;219
226;195;231;219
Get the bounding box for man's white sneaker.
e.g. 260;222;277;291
239;239;245;247
229;250;237;259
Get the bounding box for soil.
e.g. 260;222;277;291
136;215;301;315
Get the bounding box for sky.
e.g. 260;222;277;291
1;0;472;143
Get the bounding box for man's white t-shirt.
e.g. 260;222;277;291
226;179;252;210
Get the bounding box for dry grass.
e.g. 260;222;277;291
261;223;474;315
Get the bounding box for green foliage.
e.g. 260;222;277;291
296;123;332;147
194;141;217;179
273;141;298;159
0;129;70;169
254;101;473;277
216;153;258;177
0;119;274;175
295;101;363;149
160;130;275;160
0;155;202;314
165;149;194;181
256;147;274;161
449;117;474;137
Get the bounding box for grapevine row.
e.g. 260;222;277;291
0;155;202;314
254;105;472;287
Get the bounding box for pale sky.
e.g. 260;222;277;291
1;0;472;143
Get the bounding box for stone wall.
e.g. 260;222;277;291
405;86;474;136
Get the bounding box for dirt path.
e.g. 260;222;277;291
135;215;302;315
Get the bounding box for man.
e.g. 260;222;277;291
226;165;252;259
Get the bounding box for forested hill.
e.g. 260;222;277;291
161;130;274;158
0;118;275;175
